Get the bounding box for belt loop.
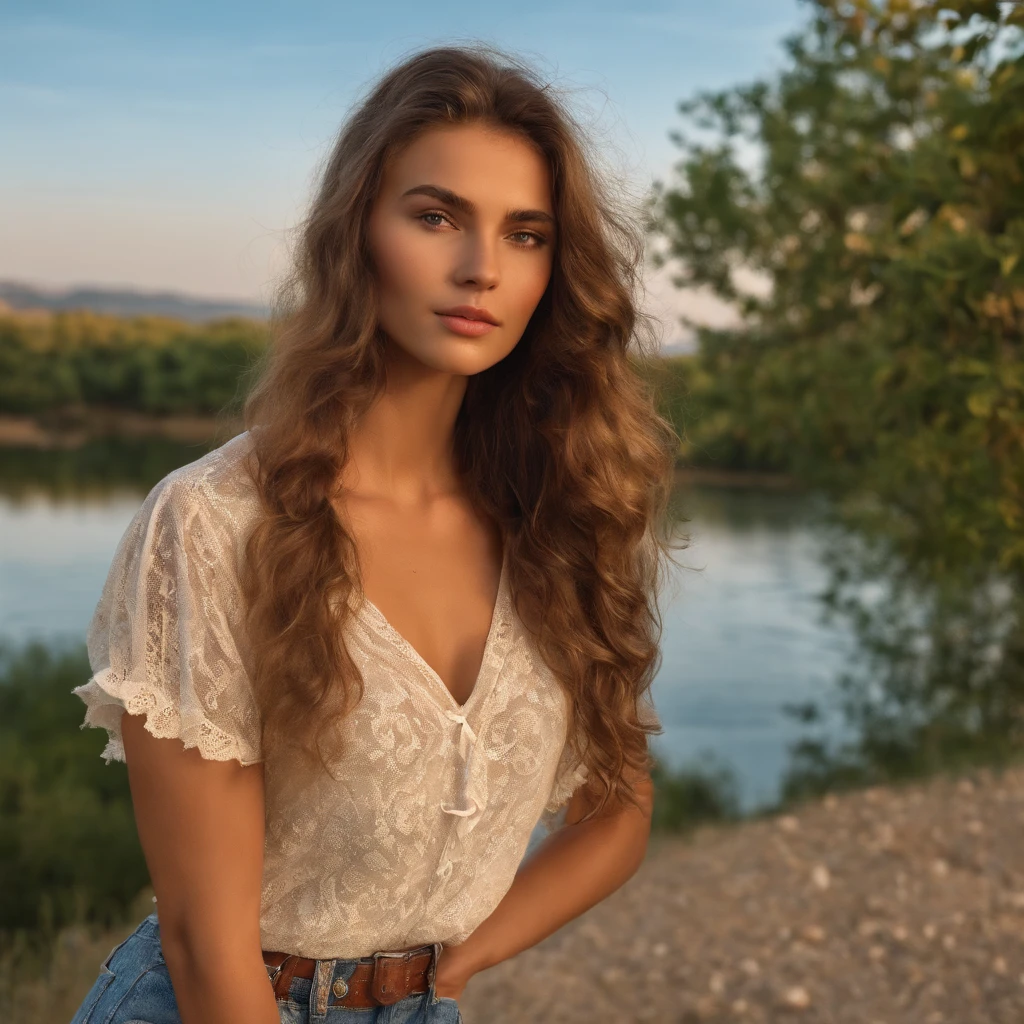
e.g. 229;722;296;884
310;957;337;1021
428;941;444;1005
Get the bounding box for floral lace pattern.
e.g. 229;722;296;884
73;431;607;959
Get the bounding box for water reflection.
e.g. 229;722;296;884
780;519;1024;803
0;436;222;502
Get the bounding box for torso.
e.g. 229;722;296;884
335;489;504;707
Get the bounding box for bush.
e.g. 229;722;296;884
0;640;148;938
650;753;741;832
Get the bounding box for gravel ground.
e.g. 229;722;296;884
459;764;1024;1024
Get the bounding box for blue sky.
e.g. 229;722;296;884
1;1;804;335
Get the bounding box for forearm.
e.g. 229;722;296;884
452;797;651;978
162;935;281;1024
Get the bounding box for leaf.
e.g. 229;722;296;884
967;391;996;418
958;153;977;179
952;358;993;377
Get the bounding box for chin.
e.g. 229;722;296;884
416;345;508;377
389;332;517;376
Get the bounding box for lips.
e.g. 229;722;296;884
434;305;500;326
435;313;497;337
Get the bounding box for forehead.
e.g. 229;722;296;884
380;123;553;212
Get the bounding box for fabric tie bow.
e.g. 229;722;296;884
440;709;480;818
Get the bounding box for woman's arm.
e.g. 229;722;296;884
120;711;280;1024
434;765;654;998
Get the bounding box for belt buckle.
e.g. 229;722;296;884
371;948;415;1006
265;954;293;996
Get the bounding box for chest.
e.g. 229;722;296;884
339;494;505;707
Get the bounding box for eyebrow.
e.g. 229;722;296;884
400;184;555;226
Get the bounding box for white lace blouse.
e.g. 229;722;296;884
72;430;611;959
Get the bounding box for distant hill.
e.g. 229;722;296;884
0;280;268;323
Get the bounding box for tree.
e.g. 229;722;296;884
649;0;1024;575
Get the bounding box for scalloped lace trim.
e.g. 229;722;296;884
73;670;261;766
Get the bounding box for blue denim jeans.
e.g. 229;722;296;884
69;913;463;1023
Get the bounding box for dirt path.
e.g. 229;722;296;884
460;764;1024;1023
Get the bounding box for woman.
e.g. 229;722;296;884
70;42;679;1024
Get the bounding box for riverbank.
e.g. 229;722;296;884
0;414;801;492
459;762;1024;1023
0;412;243;448
10;763;1021;1024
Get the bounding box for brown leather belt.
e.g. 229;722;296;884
263;944;438;1008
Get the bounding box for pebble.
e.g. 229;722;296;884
781;985;812;1010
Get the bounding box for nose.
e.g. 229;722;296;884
453;233;500;290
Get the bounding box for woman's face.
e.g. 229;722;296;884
367;121;556;376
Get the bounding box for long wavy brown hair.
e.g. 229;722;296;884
238;42;685;819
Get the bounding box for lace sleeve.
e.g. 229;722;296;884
539;738;589;832
72;472;262;766
539;694;661;831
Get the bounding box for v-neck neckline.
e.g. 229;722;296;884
349;546;512;714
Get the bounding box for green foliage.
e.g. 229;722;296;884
650;753;741;832
648;0;1024;574
638;353;786;471
0;310;269;417
0;640;148;936
0;437;221;500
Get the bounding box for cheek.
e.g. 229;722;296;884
513;259;553;318
372;221;433;301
